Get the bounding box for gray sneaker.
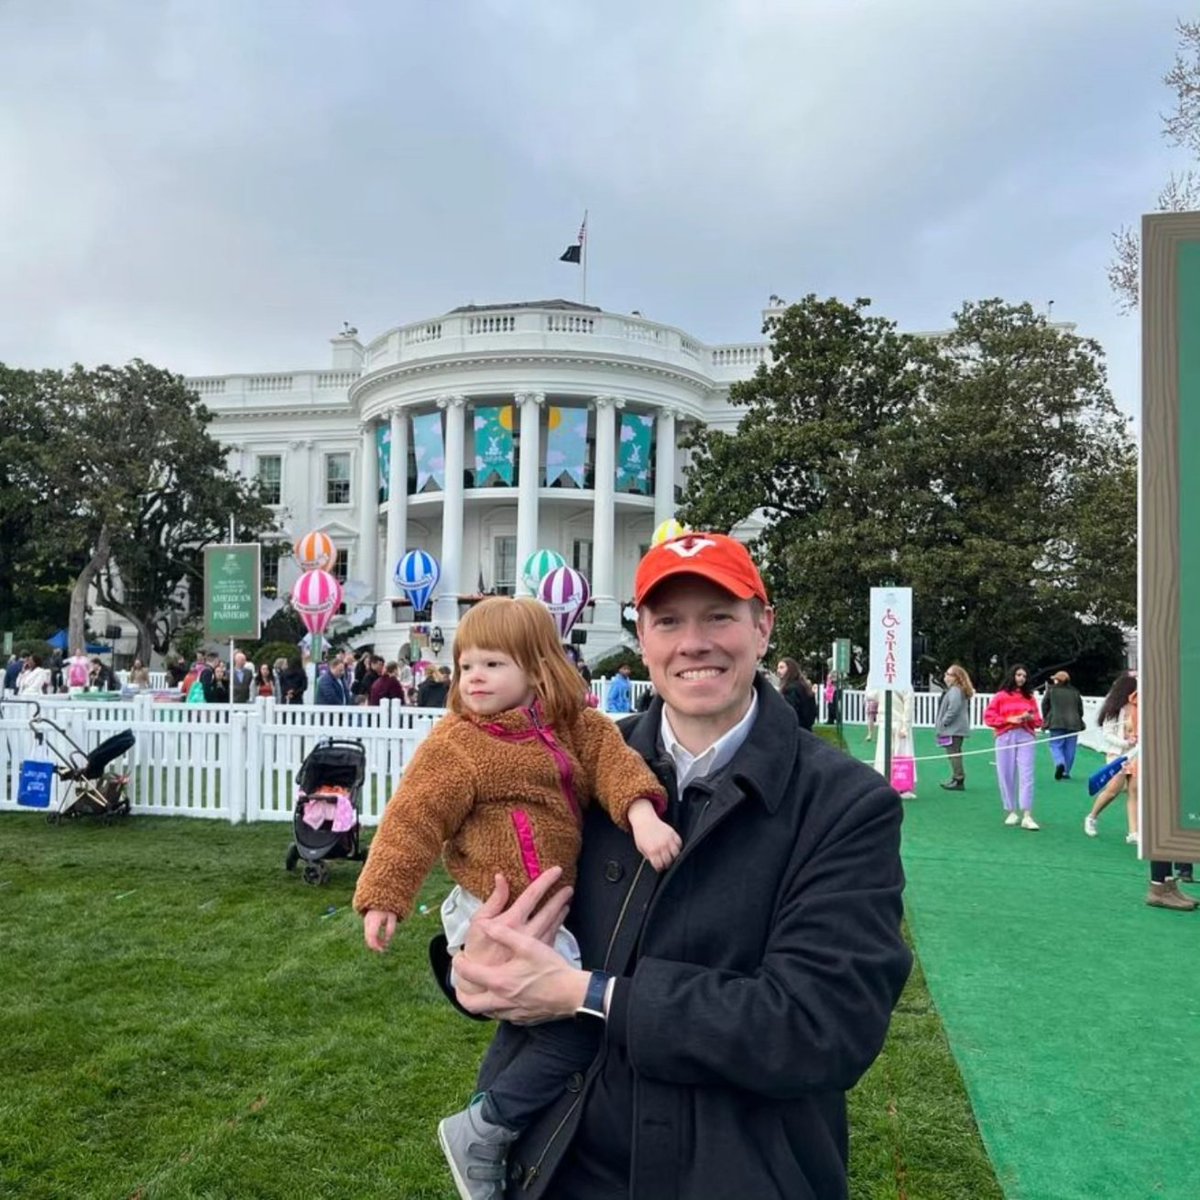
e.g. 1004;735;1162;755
438;1098;519;1200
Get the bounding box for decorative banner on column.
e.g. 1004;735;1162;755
616;412;653;493
473;406;515;485
376;424;390;502
411;412;445;492
544;406;589;488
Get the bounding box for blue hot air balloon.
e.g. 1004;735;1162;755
395;549;441;614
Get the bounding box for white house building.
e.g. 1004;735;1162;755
189;299;778;663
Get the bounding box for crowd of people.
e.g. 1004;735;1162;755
159;648;457;709
3;648;126;697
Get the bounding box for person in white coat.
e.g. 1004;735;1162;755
873;686;917;799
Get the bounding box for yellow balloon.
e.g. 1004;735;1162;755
652;518;689;546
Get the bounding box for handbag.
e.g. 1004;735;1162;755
935;735;954;747
890;755;916;793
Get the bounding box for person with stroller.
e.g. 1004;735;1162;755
353;596;679;1199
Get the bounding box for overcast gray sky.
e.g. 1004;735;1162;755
0;1;1186;415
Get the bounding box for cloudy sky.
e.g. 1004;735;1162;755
0;1;1187;415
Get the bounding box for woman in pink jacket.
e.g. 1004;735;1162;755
983;664;1044;829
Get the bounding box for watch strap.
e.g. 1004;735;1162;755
576;970;612;1019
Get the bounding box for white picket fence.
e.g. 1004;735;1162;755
0;694;439;826
0;685;1106;825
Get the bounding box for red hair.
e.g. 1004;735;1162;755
448;597;589;728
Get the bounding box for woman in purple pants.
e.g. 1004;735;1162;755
983;664;1044;830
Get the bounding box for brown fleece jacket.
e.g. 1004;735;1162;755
352;703;667;919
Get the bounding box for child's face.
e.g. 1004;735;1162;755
457;646;536;716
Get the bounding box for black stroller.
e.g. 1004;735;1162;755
285;738;367;885
26;704;135;824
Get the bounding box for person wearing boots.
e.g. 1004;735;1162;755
935;664;974;790
1041;670;1085;780
1147;859;1198;910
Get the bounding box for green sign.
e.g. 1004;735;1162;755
2;630;11;656
833;637;851;675
204;544;261;639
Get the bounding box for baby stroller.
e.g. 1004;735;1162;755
28;706;135;824
285;738;367;885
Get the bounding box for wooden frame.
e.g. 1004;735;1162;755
1140;214;1200;862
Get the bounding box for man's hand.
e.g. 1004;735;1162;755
454;922;590;1024
363;908;398;952
454;868;574;1005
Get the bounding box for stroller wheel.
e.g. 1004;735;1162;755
284;844;300;872
302;861;329;886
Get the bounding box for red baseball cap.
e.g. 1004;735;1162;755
634;533;769;607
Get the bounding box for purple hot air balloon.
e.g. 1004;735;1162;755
537;566;591;638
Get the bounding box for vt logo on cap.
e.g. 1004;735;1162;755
661;535;717;560
634;532;769;606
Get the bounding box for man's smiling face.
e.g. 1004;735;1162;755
637;576;773;750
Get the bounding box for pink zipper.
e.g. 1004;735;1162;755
479;703;581;824
510;809;542;882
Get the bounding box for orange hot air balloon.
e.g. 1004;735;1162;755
294;530;338;573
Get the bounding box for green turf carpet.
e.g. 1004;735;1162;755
845;725;1200;1200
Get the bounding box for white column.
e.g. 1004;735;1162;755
434;395;467;624
591;395;621;625
383;407;408;625
515;391;545;595
358;422;379;602
654;408;677;528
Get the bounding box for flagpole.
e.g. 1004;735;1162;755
581;209;588;305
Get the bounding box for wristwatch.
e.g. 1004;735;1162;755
575;970;613;1020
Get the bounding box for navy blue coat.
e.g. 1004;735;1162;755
438;678;911;1199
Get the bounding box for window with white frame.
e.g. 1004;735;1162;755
331;548;349;612
261;543;288;599
256;454;282;505
325;452;351;505
572;538;593;579
494;536;517;595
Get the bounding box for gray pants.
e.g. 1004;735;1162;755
943;735;965;781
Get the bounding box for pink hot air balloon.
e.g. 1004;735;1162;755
291;569;343;635
538;566;591;639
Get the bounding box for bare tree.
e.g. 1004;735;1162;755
1110;20;1200;311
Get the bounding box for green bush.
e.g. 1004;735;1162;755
590;645;647;679
253;640;304;670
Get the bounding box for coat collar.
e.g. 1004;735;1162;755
626;675;799;815
461;698;550;734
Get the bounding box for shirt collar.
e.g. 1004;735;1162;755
659;691;759;792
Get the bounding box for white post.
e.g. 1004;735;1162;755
591;395;621;625
654;408;677;528
228;513;235;716
384;407;408;625
515;392;544;596
358;421;379;604
433;395;466;625
227;710;246;823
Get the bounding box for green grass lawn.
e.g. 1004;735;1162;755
1;814;1001;1199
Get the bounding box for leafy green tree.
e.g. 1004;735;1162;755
68;362;278;662
679;296;1136;687
0;366;88;634
680;295;942;666
1;360;276;662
